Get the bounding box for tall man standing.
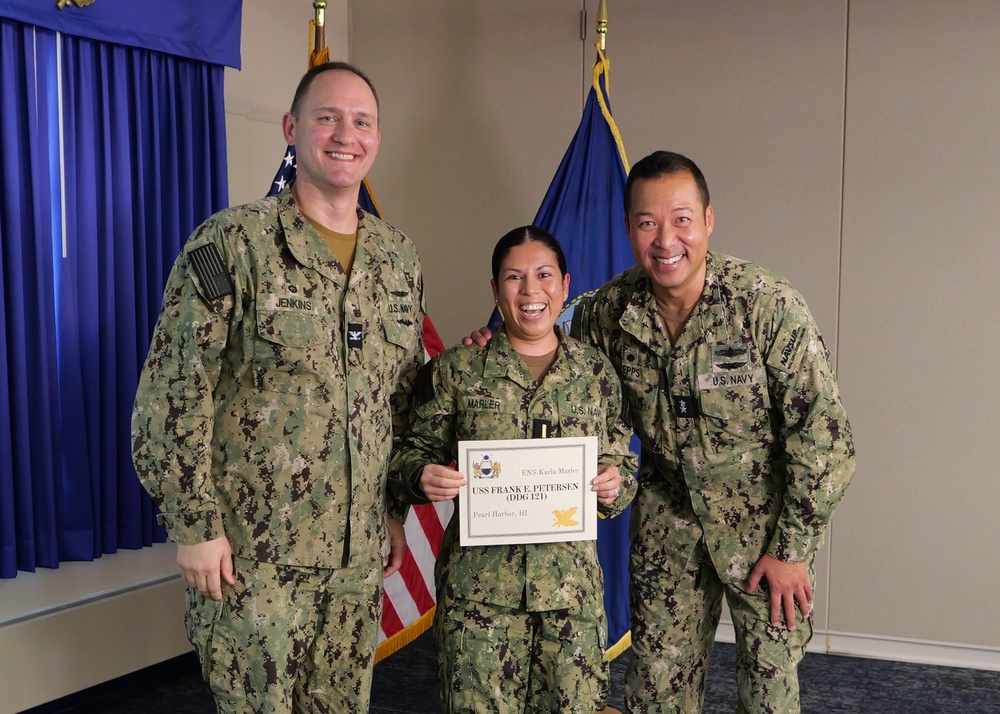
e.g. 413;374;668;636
570;151;856;712
132;62;425;712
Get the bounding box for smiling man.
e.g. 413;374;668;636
132;62;425;712
568;150;856;713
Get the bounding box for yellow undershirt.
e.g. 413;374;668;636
519;347;559;383
302;214;357;276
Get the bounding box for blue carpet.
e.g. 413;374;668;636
27;629;1000;712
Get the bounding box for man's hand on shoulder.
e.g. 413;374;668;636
177;535;235;602
459;324;497;348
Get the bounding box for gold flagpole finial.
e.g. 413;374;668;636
596;0;608;51
310;2;330;68
313;2;327;55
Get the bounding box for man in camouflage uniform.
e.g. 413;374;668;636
392;324;638;714
569;151;856;713
131;62;425;713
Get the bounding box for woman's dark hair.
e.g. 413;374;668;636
491;225;567;282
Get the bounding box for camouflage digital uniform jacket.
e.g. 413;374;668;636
132;187;424;569
571;252;855;581
390;326;638;612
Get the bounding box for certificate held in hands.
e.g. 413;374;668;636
457;436;598;547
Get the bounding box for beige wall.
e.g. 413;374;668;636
351;0;1000;668
835;0;1000;652
608;0;849;641
355;1;590;347
0;545;188;713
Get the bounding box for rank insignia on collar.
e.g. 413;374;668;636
674;395;698;418
532;419;552;439
347;323;364;348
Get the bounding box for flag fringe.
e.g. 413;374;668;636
604;629;633;662
374;606;437;663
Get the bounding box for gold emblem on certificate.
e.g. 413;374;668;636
457;436;598;546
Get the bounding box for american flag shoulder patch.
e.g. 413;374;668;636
189;244;234;300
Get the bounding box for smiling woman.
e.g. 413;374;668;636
490;226;570;357
388;224;639;713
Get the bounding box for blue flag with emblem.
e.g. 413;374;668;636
495;45;636;656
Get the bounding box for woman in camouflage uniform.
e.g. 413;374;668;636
390;226;638;714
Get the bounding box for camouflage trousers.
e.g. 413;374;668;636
185;555;383;713
434;593;609;713
625;540;812;713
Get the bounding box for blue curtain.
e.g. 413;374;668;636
0;17;229;577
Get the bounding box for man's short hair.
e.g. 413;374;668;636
625;150;711;215
289;61;380;121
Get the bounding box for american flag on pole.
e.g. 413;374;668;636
270;8;452;661
267;8;455;662
268;147;450;661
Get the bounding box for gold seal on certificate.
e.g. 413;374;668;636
457;436;598;547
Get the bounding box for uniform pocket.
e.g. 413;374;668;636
382;315;417;351
374;315;418;390
456;407;521;441
184;588;241;702
254;308;332;395
697;379;772;456
557;393;605;438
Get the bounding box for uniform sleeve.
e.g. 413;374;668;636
388;355;459;507
596;353;639;519
569;294;602;351
762;292;856;564
386;266;427;522
573;296;639;517
130;221;237;545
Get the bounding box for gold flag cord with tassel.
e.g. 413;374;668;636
594;9;631;713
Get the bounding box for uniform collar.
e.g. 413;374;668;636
693;252;734;346
617;267;668;351
277;187;390;284
618;253;732;353
484;325;569;390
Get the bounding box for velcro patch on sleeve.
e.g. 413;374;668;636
767;323;807;374
189;244;234;301
413;360;436;406
620;399;633;429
